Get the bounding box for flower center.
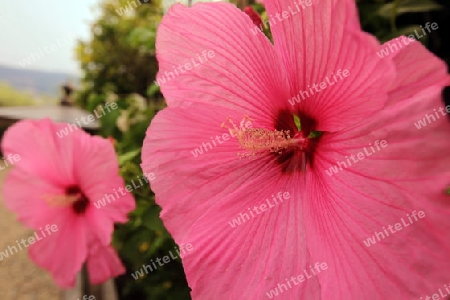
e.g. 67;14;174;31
237;128;311;157
43;185;90;214
224;114;320;160
275;112;323;173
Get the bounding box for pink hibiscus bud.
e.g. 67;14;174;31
243;6;262;28
1;119;136;288
107;136;116;145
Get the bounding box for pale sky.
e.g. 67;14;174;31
0;0;99;74
0;0;224;75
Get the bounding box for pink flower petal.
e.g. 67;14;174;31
142;103;325;298
264;0;396;131
86;237;125;285
84;177;134;245
307;40;450;298
183;189;323;299
73;135;135;244
2;168;65;229
385;39;449;102
155;2;290;120
2;119;77;185
143;103;256;240
28;212;87;288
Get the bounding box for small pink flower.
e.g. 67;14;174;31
243;6;263;28
1;119;135;288
107;136;116;145
142;0;450;298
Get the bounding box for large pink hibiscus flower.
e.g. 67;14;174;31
141;0;450;298
1;119;135;288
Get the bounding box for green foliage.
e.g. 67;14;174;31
75;0;162;107
115;152;190;300
358;0;448;46
377;0;443;19
293;114;301;131
0;82;37;106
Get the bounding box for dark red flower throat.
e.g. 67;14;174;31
273;110;322;174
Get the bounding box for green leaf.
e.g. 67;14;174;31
358;3;385;27
147;82;160;97
379;24;426;43
308;131;323;139
378;0;443;19
293;114;301;131
118;148;141;165
128;27;156;49
142;205;165;232
446;187;450;195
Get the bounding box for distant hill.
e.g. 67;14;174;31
0;65;78;97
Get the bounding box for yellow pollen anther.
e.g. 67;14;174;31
221;115;254;135
43;193;80;207
221;116;301;158
237;128;292;157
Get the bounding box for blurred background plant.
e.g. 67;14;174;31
73;0;450;299
358;0;449;65
0;82;37;106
